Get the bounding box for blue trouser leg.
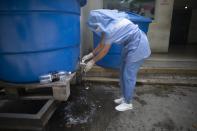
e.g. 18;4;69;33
122;59;144;103
120;53;125;97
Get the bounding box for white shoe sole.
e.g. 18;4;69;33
115;106;133;111
114;98;124;104
114;100;123;104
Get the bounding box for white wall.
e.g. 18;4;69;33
81;0;174;53
81;0;103;56
148;0;174;52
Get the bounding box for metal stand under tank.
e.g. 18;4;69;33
0;99;57;131
0;73;75;131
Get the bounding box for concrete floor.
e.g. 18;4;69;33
48;83;197;131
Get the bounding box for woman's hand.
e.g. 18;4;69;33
84;59;95;72
82;52;94;63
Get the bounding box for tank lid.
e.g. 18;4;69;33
0;0;86;13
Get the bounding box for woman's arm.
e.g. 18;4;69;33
93;32;111;62
92;32;105;56
83;32;111;72
93;44;111;62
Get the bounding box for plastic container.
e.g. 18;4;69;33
0;0;86;83
93;12;152;69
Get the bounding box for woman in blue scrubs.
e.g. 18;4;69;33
82;9;151;111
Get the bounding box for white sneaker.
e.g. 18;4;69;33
114;97;124;104
115;102;133;111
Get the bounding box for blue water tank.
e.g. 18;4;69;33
93;12;152;69
0;0;86;83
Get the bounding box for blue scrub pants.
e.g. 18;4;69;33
120;58;144;104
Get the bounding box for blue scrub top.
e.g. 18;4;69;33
87;9;138;44
87;9;151;62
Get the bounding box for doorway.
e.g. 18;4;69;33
169;0;197;55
